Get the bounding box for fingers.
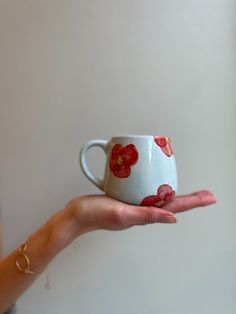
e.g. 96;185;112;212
123;206;177;226
121;190;216;227
162;190;217;213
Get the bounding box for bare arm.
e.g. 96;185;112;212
0;190;216;313
0;205;86;314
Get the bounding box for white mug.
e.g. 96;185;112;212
80;135;177;206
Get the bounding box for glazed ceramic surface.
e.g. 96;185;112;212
80;135;177;206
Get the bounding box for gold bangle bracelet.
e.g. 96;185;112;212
16;243;38;275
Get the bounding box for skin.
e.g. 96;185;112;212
0;190;216;313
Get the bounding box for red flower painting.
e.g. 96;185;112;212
154;136;173;157
109;143;139;178
140;184;175;207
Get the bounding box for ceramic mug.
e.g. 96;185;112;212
79;135;177;206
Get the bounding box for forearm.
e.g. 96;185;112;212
0;206;86;313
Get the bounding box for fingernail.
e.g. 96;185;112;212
198;191;217;204
204;196;217;204
211;197;217;203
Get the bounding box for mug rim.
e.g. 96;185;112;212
112;134;153;138
111;134;169;139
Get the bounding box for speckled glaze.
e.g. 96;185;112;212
80;135;177;206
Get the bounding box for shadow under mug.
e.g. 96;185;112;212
80;135;177;206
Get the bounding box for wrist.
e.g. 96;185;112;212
25;206;88;272
47;206;88;255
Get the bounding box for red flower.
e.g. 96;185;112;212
154;136;173;157
109;143;139;178
140;184;175;207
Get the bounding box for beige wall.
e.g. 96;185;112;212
0;1;235;313
0;208;3;259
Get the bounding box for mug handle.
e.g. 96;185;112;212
79;139;109;191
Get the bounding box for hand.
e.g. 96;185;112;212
66;190;216;232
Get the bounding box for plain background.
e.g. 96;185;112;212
0;0;235;313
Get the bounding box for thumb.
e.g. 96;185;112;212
122;205;177;226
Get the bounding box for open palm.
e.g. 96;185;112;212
68;190;216;232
